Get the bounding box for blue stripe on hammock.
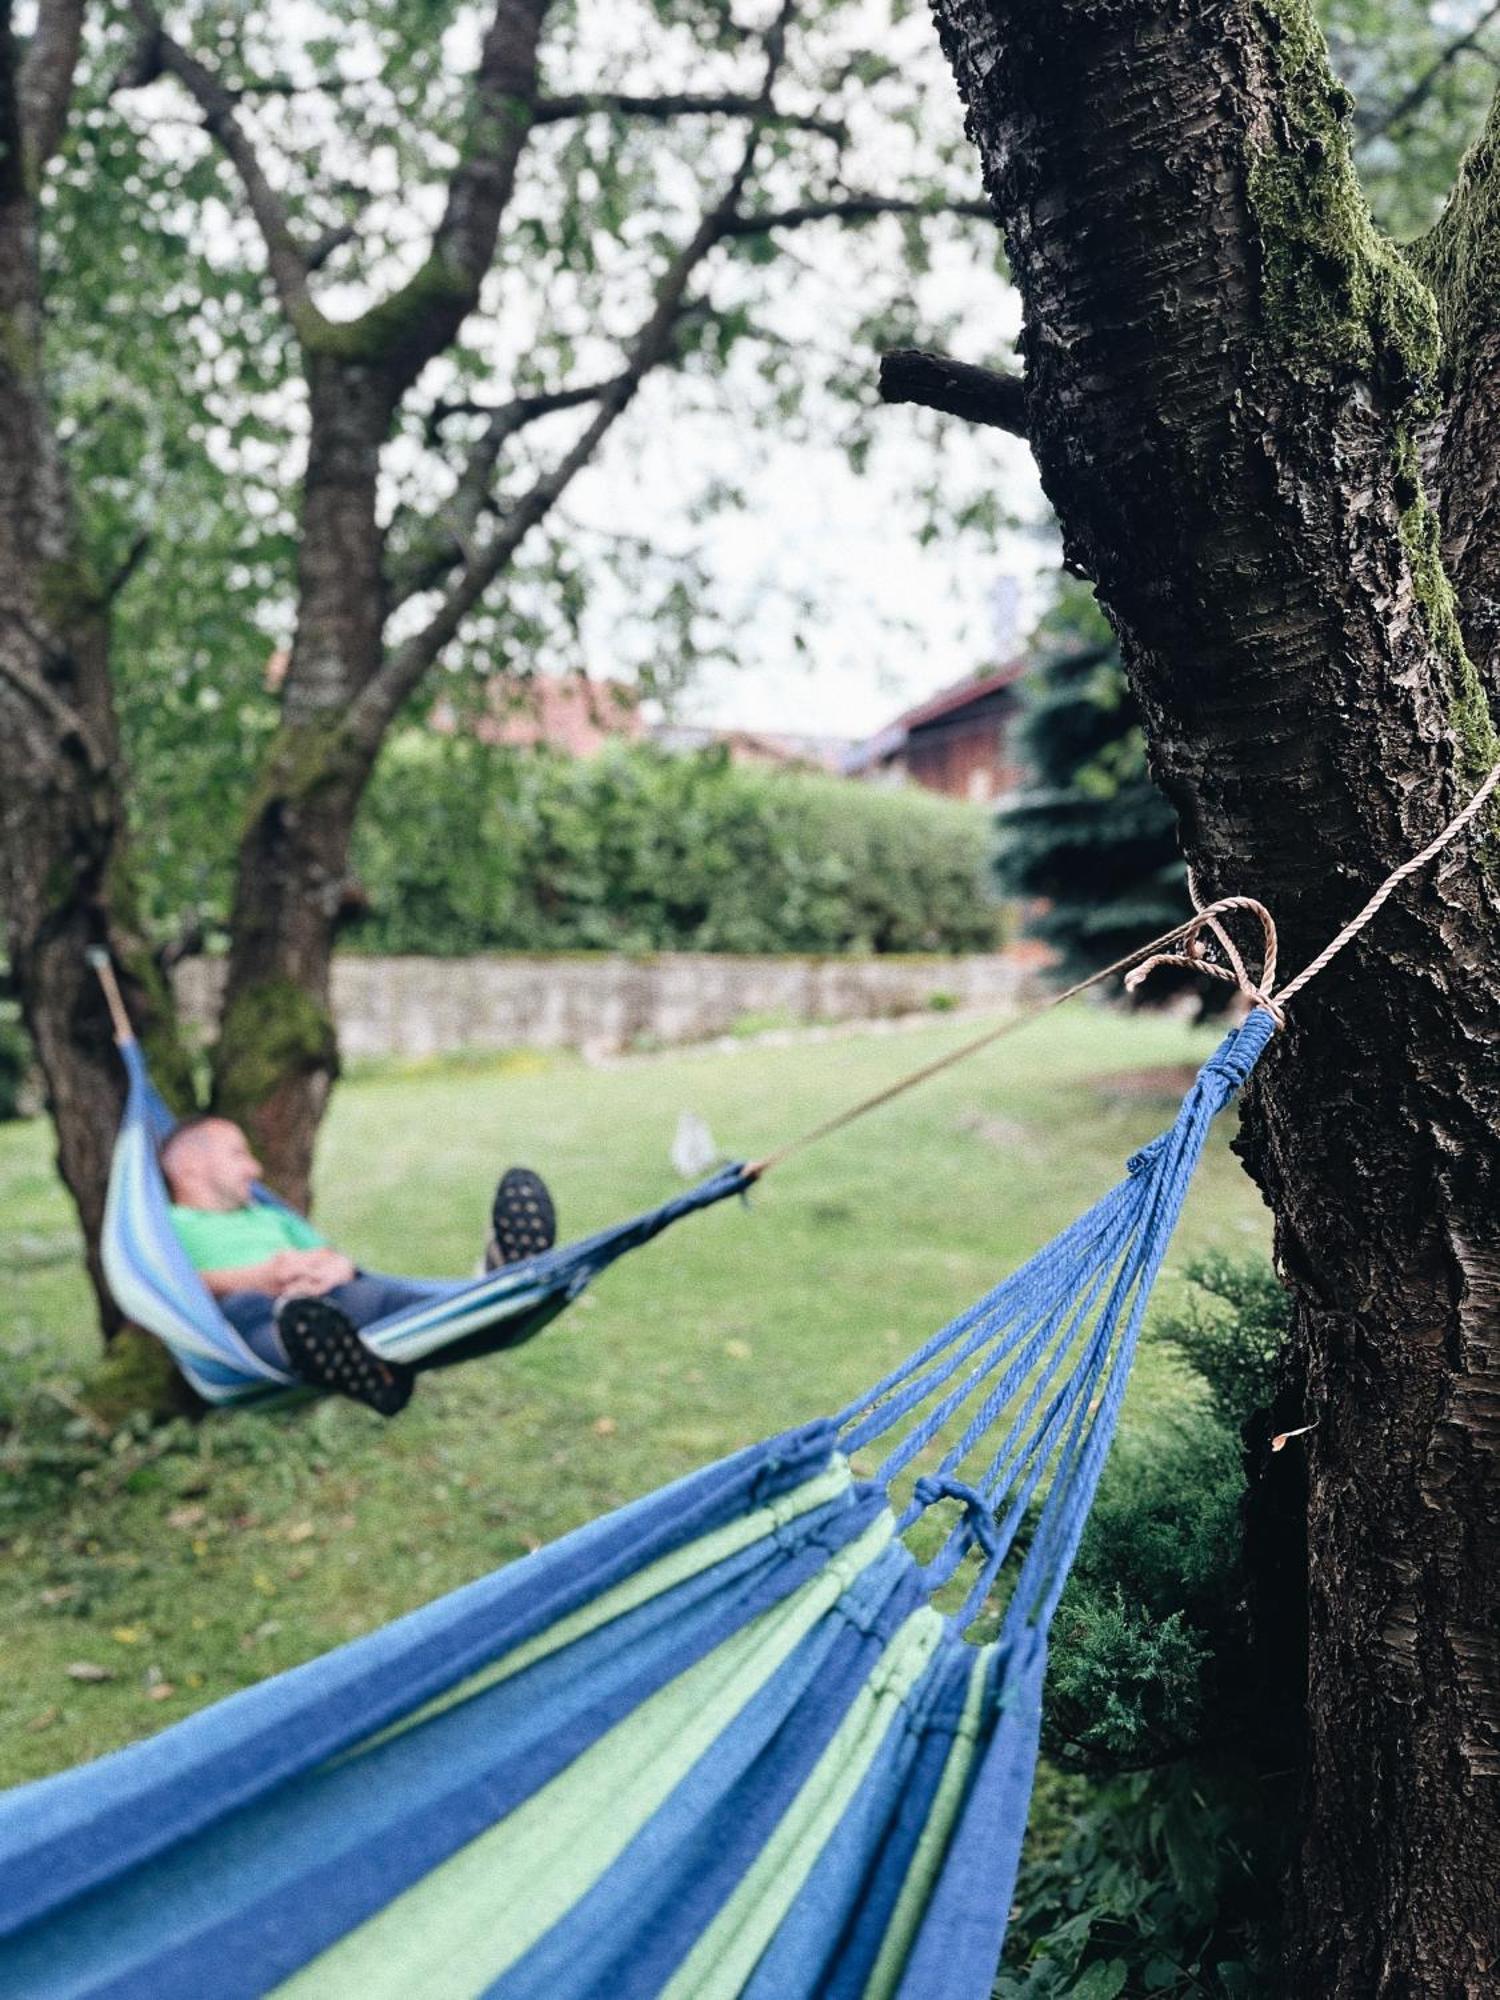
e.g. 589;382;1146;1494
0;1421;838;1940
7;1009;1277;1998
492;1538;929;1999
11;1465;885;1998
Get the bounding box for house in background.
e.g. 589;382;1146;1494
430;671;858;772
418;639;1027;803
649;723;855;773
845;661;1027;803
431;673;645;755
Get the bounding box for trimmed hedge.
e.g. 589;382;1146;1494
351;739;1004;956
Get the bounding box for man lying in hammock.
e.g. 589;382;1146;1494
161;1116;556;1416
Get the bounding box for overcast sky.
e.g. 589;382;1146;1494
578;391;1051;740
562;224;1053;741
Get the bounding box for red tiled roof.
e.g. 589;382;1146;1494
885;659;1027;735
435;675;644;755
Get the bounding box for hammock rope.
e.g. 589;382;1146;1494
753;747;1500;1172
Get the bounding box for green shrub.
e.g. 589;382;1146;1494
1153;1252;1287;1434
995;1765;1284;1998
350;739;1004;956
1045;1418;1245;1771
1005;1257;1298;1995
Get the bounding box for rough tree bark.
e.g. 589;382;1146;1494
926;0;1500;1990
0;0;190;1334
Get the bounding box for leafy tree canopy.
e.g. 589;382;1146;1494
42;0;1010;943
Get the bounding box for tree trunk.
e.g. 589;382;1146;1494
212;358;393;1204
930;0;1500;1990
207;0;553;1207
0;7;190;1334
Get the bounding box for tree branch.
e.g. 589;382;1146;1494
324;0;550;388
531;91;845;143
305;220;358;272
354;7;797;742
362;233;729;739
878;346;1027;435
425;374;633;443
718;193;991;235
1354;0;1500;145
102;529;152;604
0;637;110;775
388;374;633;607
18;0;84;178
122;3;319;330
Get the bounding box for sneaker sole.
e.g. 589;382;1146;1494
276;1297;413;1417
490;1168;557;1266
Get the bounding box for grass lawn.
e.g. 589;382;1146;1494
0;1003;1270;1788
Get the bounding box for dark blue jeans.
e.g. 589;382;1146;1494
221;1272;466;1372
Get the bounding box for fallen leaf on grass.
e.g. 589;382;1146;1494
111;1625;144;1645
65;1661;115;1683
166;1505;205;1531
147;1683;176;1702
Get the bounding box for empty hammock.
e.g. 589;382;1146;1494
102;1034;752;1407
0;1006;1275;1998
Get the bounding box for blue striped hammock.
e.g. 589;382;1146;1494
1;1009;1273;1997
103;1037;753;1405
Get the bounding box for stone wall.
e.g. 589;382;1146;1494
172;951;1038;1061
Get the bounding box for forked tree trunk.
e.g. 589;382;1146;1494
930;0;1500;1989
207;0;554;1205
211;359;394;1205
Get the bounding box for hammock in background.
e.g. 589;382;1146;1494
101;1030;753;1407
0;1007;1275;1998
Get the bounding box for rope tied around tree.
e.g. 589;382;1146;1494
747;751;1500;1176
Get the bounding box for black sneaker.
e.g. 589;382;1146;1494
275;1295;414;1417
485;1167;557;1270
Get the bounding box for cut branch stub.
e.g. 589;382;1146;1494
878;346;1028;436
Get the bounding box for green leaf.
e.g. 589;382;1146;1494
1071;1960;1129;2000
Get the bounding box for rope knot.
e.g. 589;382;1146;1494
1123;891;1284;1027
1201;1004;1279;1089
912;1476;1002;1564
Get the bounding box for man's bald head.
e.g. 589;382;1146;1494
161;1117;264;1211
